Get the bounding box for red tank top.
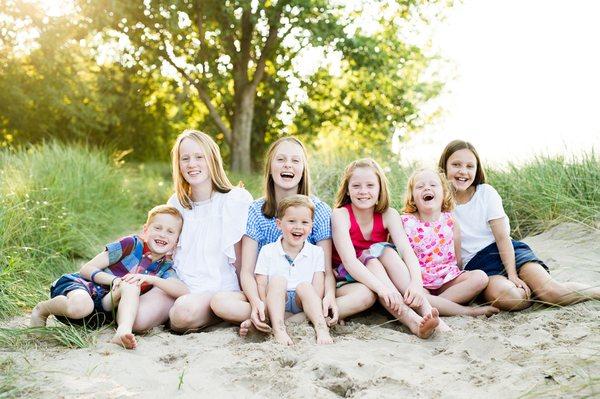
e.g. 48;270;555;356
332;203;389;265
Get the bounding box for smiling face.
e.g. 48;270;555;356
446;148;478;193
347;167;380;210
142;213;182;256
411;170;444;214
178;137;211;189
270;140;305;192
276;205;313;247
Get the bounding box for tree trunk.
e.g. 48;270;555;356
230;88;255;172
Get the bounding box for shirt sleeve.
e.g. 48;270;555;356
105;236;136;265
245;201;265;244
311;198;332;243
484;185;507;222
157;263;179;280
254;247;269;276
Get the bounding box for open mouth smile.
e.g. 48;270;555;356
422;193;434;202
154;239;168;246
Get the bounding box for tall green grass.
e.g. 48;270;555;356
1;143;598;321
0;143;169;319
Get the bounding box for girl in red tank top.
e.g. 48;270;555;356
331;158;449;338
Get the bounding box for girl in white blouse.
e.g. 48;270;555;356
165;130;252;332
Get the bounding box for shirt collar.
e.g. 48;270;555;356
275;236;309;260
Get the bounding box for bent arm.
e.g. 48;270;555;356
240;235;262;307
150;277;190;298
331;208;385;293
79;251;113;285
385;209;423;286
453;219;463;269
490;218;516;277
316;239;334;299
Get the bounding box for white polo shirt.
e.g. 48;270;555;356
254;237;325;290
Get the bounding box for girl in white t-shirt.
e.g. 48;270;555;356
439;140;600;310
166;130;252;332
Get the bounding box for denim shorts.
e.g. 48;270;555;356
285;290;303;314
50;275;113;328
465;240;548;277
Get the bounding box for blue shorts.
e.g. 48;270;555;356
465;240;548;277
285;291;303;314
50;275;113;328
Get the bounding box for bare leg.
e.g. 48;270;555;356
335;282;377;320
132;287;175;332
169;292;218;333
483;276;530;311
366;260;438;338
31;290;94;327
295;282;333;345
438;270;489;303
111;283;140;349
210;291;253;336
519;262;600;306
265;276;293;345
377;249;449;330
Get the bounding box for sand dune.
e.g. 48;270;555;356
2;223;599;398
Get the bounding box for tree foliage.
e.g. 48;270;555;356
1;0;449;168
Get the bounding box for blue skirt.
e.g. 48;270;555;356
465;240;548;277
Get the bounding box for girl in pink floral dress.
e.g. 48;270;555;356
402;169;499;316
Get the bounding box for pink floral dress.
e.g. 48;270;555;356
401;212;463;290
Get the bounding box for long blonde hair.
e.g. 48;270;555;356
402;169;455;213
333;158;390;213
262;137;311;218
171;129;233;209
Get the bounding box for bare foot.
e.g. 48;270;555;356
416;308;440;339
436;319;452;333
239;319;255;337
273;326;293;346
111;331;137;349
30;305;48;327
469;305;500;317
315;325;333;345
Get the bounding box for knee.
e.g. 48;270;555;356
65;298;94;319
470;270;489;291
120;283;141;296
168;300;197;331
295;281;313;293
355;285;377;311
489;286;530;311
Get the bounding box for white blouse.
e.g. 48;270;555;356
168;187;253;293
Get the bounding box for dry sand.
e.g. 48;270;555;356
1;223;599;398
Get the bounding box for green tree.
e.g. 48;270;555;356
80;0;446;171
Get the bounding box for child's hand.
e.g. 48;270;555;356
322;294;339;326
404;282;425;308
251;301;271;333
377;286;403;312
508;275;531;298
122;273;157;286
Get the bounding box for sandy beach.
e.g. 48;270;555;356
2;222;599;398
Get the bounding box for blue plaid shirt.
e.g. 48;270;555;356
245;196;332;252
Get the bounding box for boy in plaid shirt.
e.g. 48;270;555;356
30;205;189;349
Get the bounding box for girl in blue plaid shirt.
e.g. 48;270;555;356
211;137;377;337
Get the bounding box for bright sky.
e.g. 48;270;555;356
397;0;600;167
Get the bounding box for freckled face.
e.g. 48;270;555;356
348;167;380;210
142;213;182;256
446;149;477;193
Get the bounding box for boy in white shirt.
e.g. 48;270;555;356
255;195;333;346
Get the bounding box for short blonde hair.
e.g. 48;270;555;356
276;194;315;220
146;204;183;225
171;130;233;209
333;158;390;213
262;137;311;218
402;169;455;213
